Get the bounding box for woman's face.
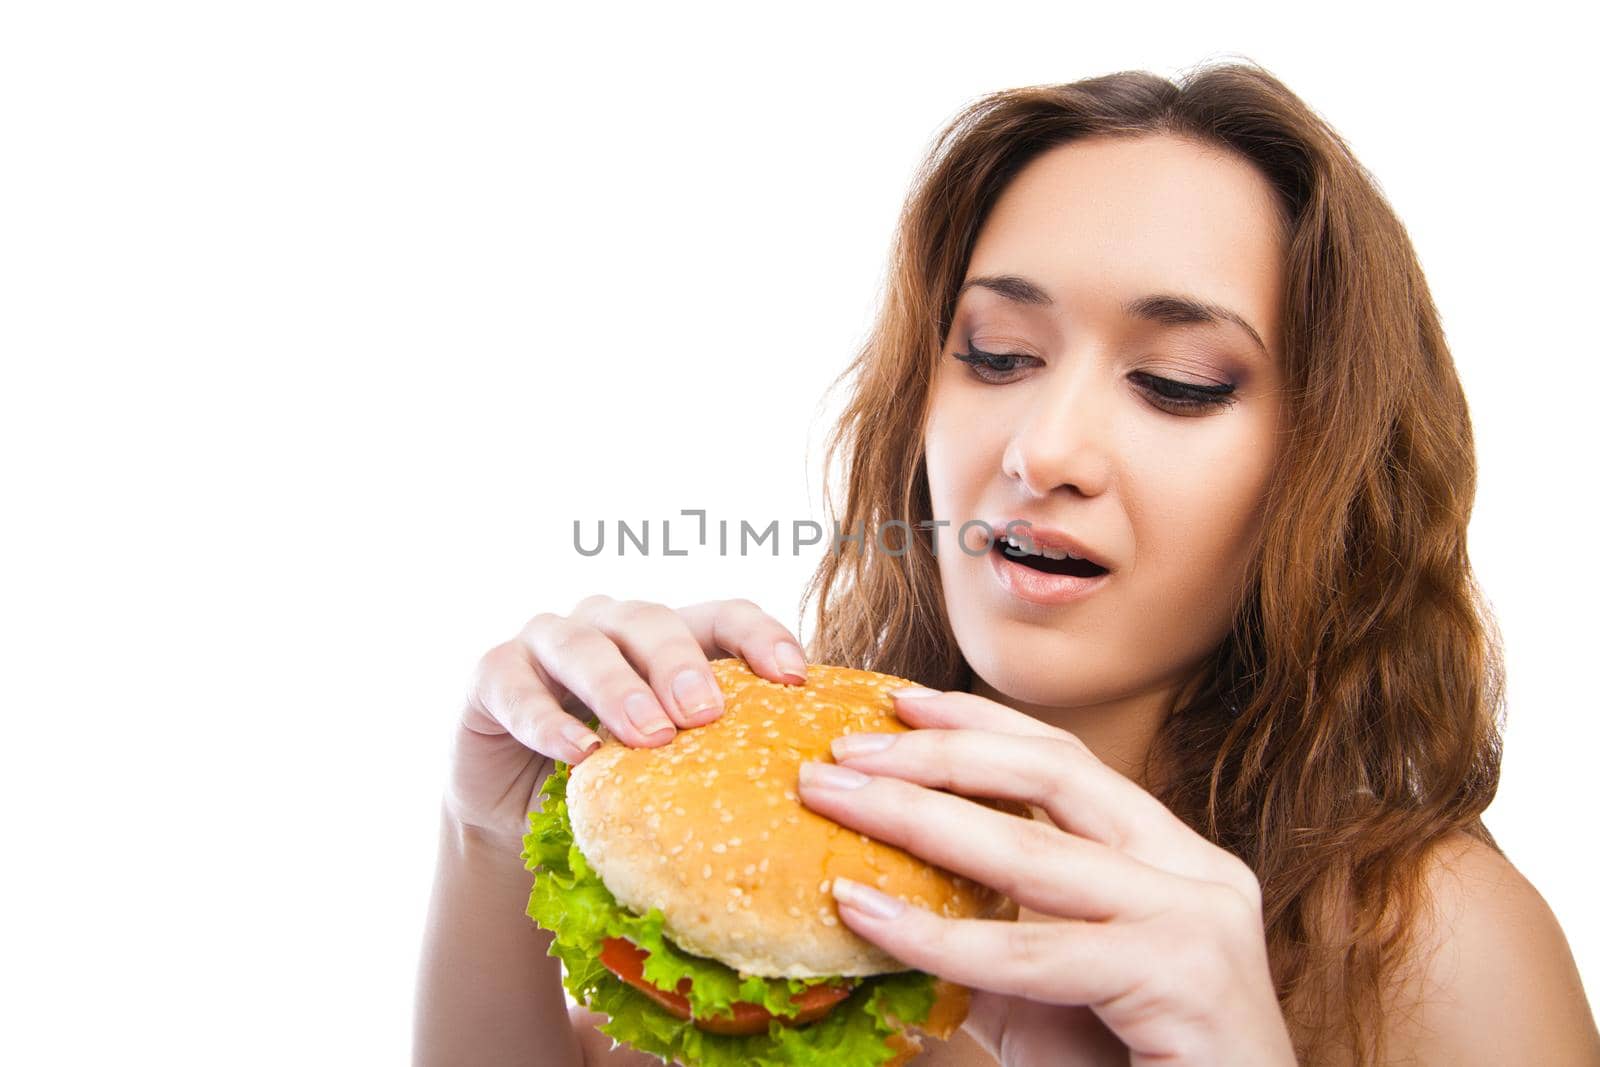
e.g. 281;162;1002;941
924;133;1287;723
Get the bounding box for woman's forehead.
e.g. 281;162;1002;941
963;135;1287;354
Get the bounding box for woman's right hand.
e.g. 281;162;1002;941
446;595;811;853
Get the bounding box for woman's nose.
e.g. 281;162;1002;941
1000;373;1113;499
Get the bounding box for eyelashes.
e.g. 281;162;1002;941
950;345;1237;415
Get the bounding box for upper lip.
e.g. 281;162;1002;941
986;517;1114;571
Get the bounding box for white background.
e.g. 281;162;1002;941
2;2;1595;1063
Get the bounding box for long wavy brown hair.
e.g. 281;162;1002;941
798;59;1506;1065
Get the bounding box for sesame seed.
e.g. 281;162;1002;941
877;873;890;887
759;858;769;872
819;879;831;894
702;864;713;879
711;843;727;853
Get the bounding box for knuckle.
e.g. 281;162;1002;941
592;679;647;715
571;593;615;617
1051;727;1091;755
468;641;516;694
615;599;671;627
925;732;966;789
521;612;565;646
523;610;561;633
544;621;600;661
1226;857;1264;910
525;713;566;755
1200;879;1260;941
1004;921;1051;979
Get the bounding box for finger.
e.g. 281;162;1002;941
826;877;1139;1007
518;611;679;747
465;641;604;764
574;597;727;729
828;725;1235;888
887;686;1081;744
675;598;810;686
797;761;1171;920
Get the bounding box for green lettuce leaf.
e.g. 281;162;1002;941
524;759;937;1066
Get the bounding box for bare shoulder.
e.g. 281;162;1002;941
1389;832;1600;1064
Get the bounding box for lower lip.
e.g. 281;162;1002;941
987;545;1111;606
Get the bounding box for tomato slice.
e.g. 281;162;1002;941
597;936;855;1036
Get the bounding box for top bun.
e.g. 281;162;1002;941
565;658;1021;978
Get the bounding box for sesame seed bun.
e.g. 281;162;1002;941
565;658;1022;979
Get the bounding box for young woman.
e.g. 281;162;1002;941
414;62;1600;1065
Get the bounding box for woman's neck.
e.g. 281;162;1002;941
966;672;1192;790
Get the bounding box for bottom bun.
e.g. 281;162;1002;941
916;978;971;1041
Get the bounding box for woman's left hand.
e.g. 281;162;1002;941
796;687;1298;1067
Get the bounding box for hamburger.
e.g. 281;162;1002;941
523;658;1023;1066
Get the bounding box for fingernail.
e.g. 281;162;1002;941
833;876;906;919
563;721;602;757
831;732;895;760
799;760;871;789
672;669;722;720
775;642;808;683
624;692;674;738
889;686;939;700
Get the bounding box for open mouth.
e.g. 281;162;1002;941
992;537;1110;579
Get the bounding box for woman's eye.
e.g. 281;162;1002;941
950;348;1238;415
1130;371;1237;414
951;345;1036;383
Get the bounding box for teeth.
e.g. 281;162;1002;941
1002;534;1087;562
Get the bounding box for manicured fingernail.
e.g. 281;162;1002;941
775;642;808;682
889;686;939;700
831;732;895;760
799;760;871;789
833;876;906;919
624;692;674;737
672;669;722;720
563;721;602;757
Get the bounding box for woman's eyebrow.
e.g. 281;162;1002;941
957;273;1268;358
